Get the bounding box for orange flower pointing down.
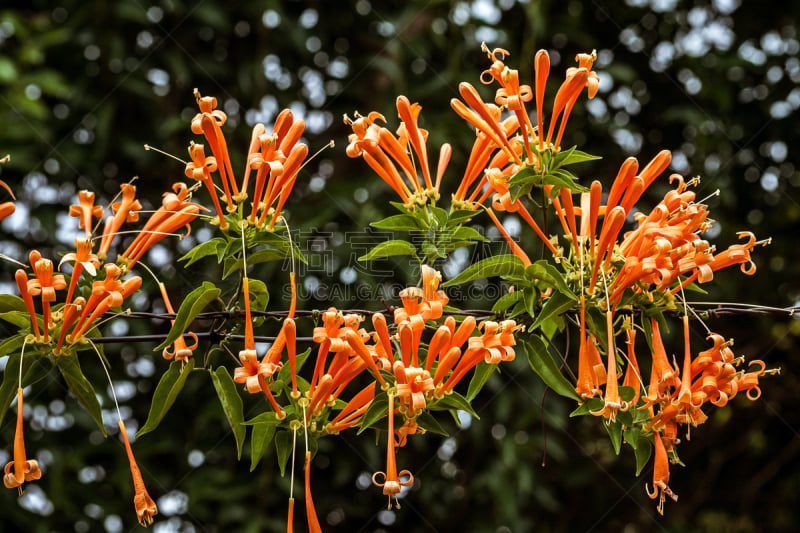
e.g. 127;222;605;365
372;393;414;509
118;420;158;526
4;389;42;494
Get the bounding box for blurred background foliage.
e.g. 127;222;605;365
1;0;799;531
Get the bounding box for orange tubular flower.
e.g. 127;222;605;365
119;183;205;269
646;431;678;515
4;389;42;494
192;89;237;210
592;311;630;422
59;237;99;307
372;393;414;509
0;172;16;221
98;183;142;259
158;282;198;363
575;297;603;399
393;360;434;414
118;420;158;527
304;451;322;533
68;190;104;239
185;141;229;230
15;269;40;339
233;277;285;417
27;255;67;343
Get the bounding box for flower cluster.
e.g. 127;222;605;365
347;44;776;516
0;38;778;530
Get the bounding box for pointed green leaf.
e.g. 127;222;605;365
277;348;312;384
449;226;488;243
247;412;281;472
552;146;601;167
0;294;26;314
415;412;448;436
525;336;580;401
569;397;604;417
155;282;220;351
525;260;576;299
57;354;106;437
210;366;246;460
442;255;524;287
0;311;33;329
532;292;576;329
275;430;292;477
491;290;524;314
446;209;477;227
430;206;448;226
431;391;479;419
633;433;653;476
358;240;417;261
466;362;496;402
250;422;278;472
370;214;425;231
356;393;388;434
604;420;623;455
136;359;195;438
178;237;225;266
0;351;53;427
0;334;24;357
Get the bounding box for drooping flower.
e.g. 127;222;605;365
372;393;414;509
646;431;678;515
3;389;42;494
118;420;158;526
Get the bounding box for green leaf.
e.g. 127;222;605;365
210;366;246;460
277;348;312;383
430;206;448;226
246;412;281;472
0;334;25;357
531;292;576;329
415;412;448;436
0;311;33;329
683;281;708;294
632;432;653;476
448;226;488;243
178;237;225;266
542;169;587;194
431;391;479;419
525;261;576;299
250;422;278;472
0;351;53;428
155;282;220;351
442;255;525;287
569;397;604;417
357;392;388;434
136;359;195;438
618;385;636;403
552;146;601;167
491;290;523;314
370;214;425;231
604;420;623;455
446;209;477;227
57;354;106;437
525;336;580;401
275;430;292;477
466;362;496;402
247;279;270;310
0;294;26;314
358;240;417;261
